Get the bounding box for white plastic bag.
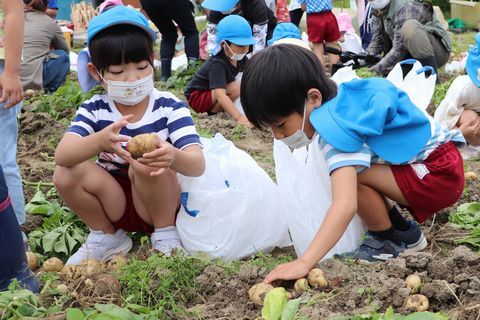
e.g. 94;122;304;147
331;65;359;84
273;137;365;259
386;59;436;111
176;134;291;261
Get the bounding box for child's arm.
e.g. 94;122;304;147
264;166;358;283
55;116;132;167
213;88;243;121
0;0;24;109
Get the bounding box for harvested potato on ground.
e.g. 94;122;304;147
84;278;94;289
43;257;64;272
95;273;121;295
405;274;422;293
127;133;159;159
107;255;129;270
294;278;309;294
307;268;328;289
248;283;274;305
403;294;429;312
465;171;477;181
26;252;38;270
56;283;68;294
80;259;105;276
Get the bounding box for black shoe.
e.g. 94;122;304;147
160;58;172;82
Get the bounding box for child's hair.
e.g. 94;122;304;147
24;0;48;12
88;24;154;75
241;44;337;129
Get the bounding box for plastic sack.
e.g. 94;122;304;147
273;137;365;259
386;59;436;110
176;134;291;261
331;65;359;84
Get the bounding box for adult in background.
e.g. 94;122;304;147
20;0;69;93
140;0;199;81
202;0;277;55
366;0;450;77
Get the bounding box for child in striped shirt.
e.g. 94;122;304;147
54;6;205;265
240;44;465;283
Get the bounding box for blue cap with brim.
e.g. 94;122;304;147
466;33;480;87
87;5;156;44
267;23;302;46
309;78;431;163
202;0;239;11
77;48;100;92
214;15;254;53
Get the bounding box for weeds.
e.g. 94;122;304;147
449;202;480;250
431;77;454;109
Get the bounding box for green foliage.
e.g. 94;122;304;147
262;287;288;320
27;188;87;260
165;61;203;91
431;77;454;109
335;306;449;319
117;253;209;319
231;125;248;141
449;202;480;250
356;68;377;79
65;304;161;320
0;285;48;319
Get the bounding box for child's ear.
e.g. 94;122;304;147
307;88;323;108
87;62;101;82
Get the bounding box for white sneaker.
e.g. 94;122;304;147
66;229;132;265
151;226;186;257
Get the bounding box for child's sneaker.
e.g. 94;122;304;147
66;229;132;265
151;226;186;257
392;221;428;252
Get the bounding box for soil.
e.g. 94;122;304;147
17;93;480;319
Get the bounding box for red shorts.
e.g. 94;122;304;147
188;89;213;113
306;11;341;43
391;142;464;223
110;172;154;234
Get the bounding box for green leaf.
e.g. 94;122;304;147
42;230;62;252
94;304;136;319
66;308;85;320
53;233;69;255
262;288;288;320
383;306;396;320
280;298;301;320
404;312;448;320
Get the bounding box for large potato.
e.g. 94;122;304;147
307;268;328;289
248;283;274;305
43;257;64;272
403;294;429;312
26;252;38;270
127;133;159;159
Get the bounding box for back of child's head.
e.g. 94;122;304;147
241;44;337;128
24;0;48;12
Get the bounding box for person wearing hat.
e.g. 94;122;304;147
20;0;70;93
434;33;480;146
184;15;254;127
201;0;277;55
239;44;465;281
267;22;310;50
54;5;205;265
337;12;364;54
366;0;451;77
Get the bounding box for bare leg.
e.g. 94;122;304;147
211;81;240;113
53;162;126;234
457;110;480;146
312;42;325;66
128;160;181;228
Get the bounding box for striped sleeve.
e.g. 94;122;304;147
66;99;105;137
319;138;372;174
164;100;202;150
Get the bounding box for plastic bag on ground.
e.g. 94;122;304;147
273;137;365;259
386;59;436;111
176;134;291;261
331;66;359;84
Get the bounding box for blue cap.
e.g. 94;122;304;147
217;15;255;46
268;23;302;46
87;5;156;45
466;33;480;87
202;0;239;11
309;78;431;163
77;48;99;92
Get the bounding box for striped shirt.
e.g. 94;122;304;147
67;89;201;172
319;116;465;174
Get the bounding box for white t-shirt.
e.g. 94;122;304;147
289;0;301;10
434;75;480;129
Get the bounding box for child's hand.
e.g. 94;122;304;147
98;115;132;161
263;258;311;284
0;73;23;109
237;115;253;128
460;117;480;145
137;140;177;176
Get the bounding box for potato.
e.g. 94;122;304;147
107;255;129;270
80;259;104;276
84;278;94;289
26;252;38;270
56;283;68;294
403;294;429;312
465;171;477;181
95;273;121;296
24;89;35;98
405;274;422;294
307;268;328;289
43;257;64;272
248;283;274;305
294;278;309;294
127;133;159;159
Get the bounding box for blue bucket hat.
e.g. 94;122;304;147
216;15;254;49
466;33;480;87
267;23;302;46
309;78;431;163
78;5;156;92
87;5;156;44
202;0;239;12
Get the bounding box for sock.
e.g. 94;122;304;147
368;226;395;241
388;206;410;231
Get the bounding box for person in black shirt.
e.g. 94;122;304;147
185;15;254;127
202;0;277;55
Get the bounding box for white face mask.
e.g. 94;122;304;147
369;0;390;10
223;42;247;61
280;102;317;149
98;72;154;106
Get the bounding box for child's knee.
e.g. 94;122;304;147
458;109;480;125
53;165;79;191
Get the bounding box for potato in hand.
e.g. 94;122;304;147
127;133;159;159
